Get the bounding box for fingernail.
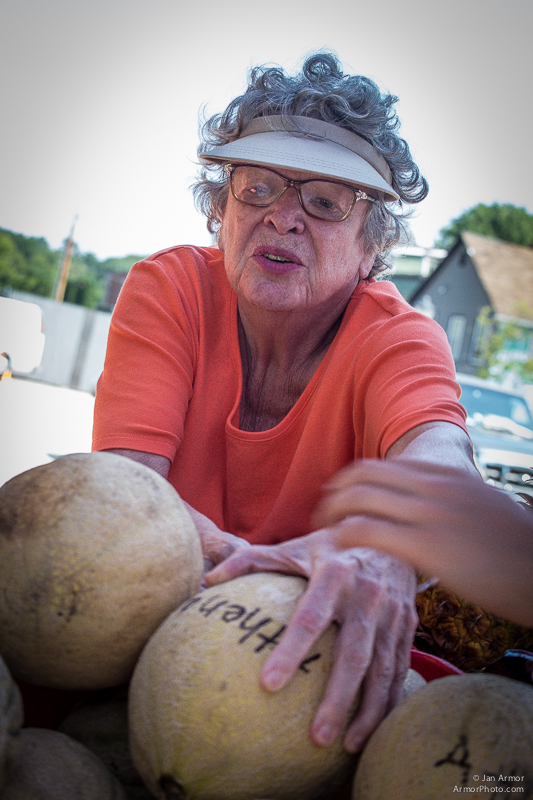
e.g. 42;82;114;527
344;734;362;754
262;668;285;692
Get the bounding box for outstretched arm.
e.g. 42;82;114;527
313;457;533;627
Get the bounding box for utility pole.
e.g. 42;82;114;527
54;216;78;302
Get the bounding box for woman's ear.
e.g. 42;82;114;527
216;204;226;251
217;221;225;251
358;251;376;280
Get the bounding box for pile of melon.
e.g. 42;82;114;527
1;452;532;800
1;652;129;798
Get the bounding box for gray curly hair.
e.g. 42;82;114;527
193;52;428;276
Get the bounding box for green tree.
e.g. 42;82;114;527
64;245;105;308
64;251;144;308
436;203;533;250
0;228;58;296
100;255;142;274
0;227;146;309
475;306;533;384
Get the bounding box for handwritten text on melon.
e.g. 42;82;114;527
180;593;322;673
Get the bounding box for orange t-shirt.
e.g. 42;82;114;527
92;245;467;544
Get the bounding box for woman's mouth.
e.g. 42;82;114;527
253;247;303;274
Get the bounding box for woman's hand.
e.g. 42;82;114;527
184;504;251;580
204;529;418;753
197;525;252;577
313;458;533;627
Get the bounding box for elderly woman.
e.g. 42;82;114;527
92;52;476;752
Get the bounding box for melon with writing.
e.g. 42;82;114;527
130;572;423;800
352;673;533;799
130;573;357;800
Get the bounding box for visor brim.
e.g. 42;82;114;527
201;131;399;202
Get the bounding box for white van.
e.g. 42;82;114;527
0;297;45;374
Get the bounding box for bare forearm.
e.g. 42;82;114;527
101;447;171;476
314;459;533;626
386;421;479;476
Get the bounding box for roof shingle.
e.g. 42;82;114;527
462;231;533;321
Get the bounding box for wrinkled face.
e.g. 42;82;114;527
218;166;377;316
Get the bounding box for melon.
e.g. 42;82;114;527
0;452;203;690
129;573;356;800
2;727;128;799
59;690;151;799
129;572;424;800
400;667;426;700
0;656;23;790
352;673;533;799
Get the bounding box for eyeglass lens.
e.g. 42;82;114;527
230;165;356;221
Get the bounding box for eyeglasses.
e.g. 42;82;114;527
224;164;376;222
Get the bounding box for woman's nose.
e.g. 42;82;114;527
262;187;306;234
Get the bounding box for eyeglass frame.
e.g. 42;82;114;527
223;163;376;222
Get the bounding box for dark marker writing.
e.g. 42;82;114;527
435;734;471;785
179;592;322;673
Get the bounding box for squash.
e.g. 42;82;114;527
59;689;151;799
352;673;533;799
130;573;358;800
129;572;424;800
0;655;23;791
0;452;203;690
2;727;128;799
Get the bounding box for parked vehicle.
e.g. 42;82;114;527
457;372;533;497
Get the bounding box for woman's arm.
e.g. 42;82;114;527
313;456;533;627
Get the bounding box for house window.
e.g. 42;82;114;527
468;316;487;365
413;293;436;319
446;314;467;360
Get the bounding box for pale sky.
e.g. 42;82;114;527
1;0;532;260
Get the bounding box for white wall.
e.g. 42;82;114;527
6;291;111;393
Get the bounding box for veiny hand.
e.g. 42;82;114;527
313;458;533;627
198;525;252;577
204;529;418;752
182;504;251;581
